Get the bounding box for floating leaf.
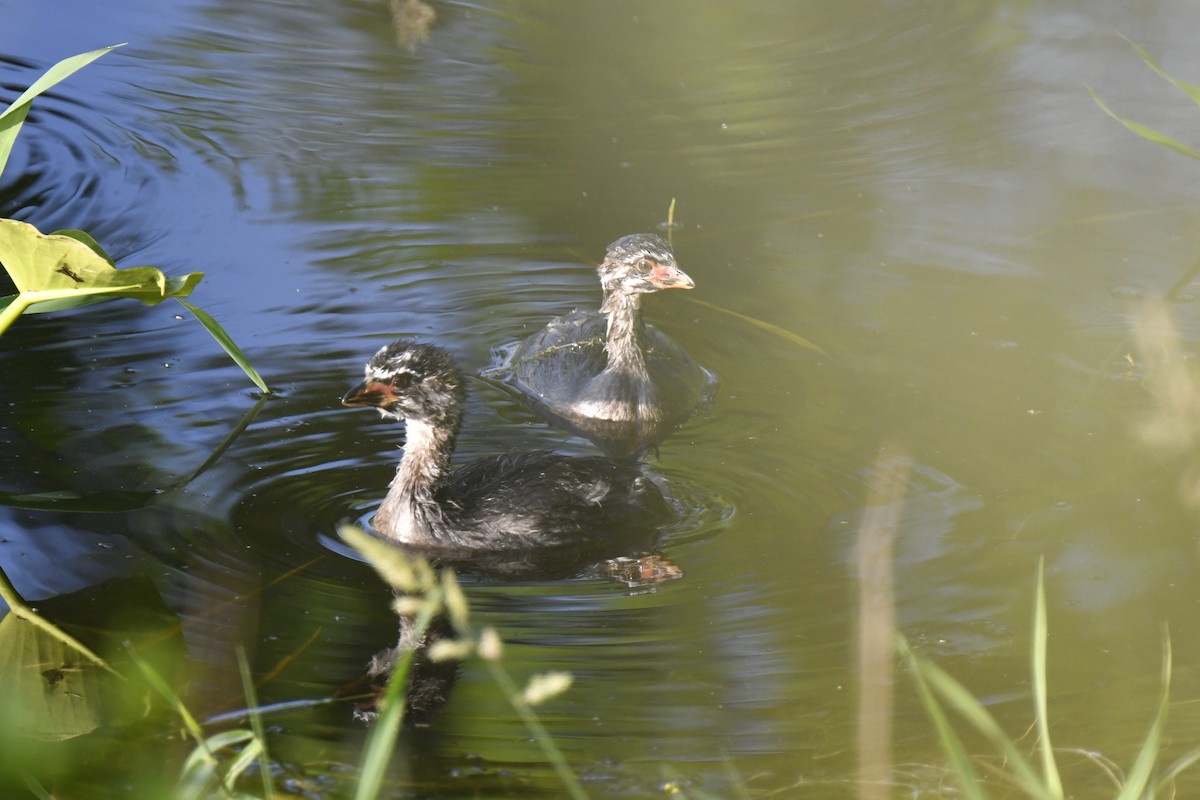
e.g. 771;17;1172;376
0;219;204;336
0;613;103;741
0;488;159;513
0;291;120;316
0;51;270;394
0;218;202;301
0;564;116;678
51;228;115;264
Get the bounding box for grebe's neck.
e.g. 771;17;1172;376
373;416;460;543
600;290;648;375
576;289;660;423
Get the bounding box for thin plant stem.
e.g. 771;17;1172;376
684;296;828;357
127;646;209;748
127;645;244;799
355;586;442;800
183;396;268;485
896;635;988;800
0;294;31;336
236;646;275;800
666;197;677;247
482;657;589;800
1032;559;1063;797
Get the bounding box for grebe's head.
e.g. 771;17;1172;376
342;340;465;425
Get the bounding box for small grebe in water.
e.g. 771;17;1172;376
343;340;671;549
505;233;713;456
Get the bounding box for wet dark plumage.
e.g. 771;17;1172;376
505;233;713;455
343;340;671;550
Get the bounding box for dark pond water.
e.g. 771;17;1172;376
6;1;1200;797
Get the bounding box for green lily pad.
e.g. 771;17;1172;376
0;219;271;393
0;218;203;303
0;46;271;395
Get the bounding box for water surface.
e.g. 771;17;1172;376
5;1;1200;797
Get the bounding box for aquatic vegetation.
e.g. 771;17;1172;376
0;45;268;393
852;454;1199;798
663;197;828;359
129;646;275;800
1089;36;1200;163
339;523;588;800
898;561;1199;799
0;44;275;796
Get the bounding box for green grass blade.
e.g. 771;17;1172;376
686;296;829;357
0;45;125;122
236;646;275;800
1088;85;1200;161
0;102;31;182
908;644;1051;798
177;749;220;800
179;730;254;799
201;730;256;751
175;298;270;394
1121;35;1200;107
1033;559;1064;797
355;588;441;800
126;646;208;747
1118;632;1171;800
896;636;988;800
221;735;263;786
0;44;124;178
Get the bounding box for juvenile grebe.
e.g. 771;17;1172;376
505;233;713;455
343;340;671;549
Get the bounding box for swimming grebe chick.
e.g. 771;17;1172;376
343;340;671;549
504;233;713;455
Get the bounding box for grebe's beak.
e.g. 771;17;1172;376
649;261;694;290
342;379;396;409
